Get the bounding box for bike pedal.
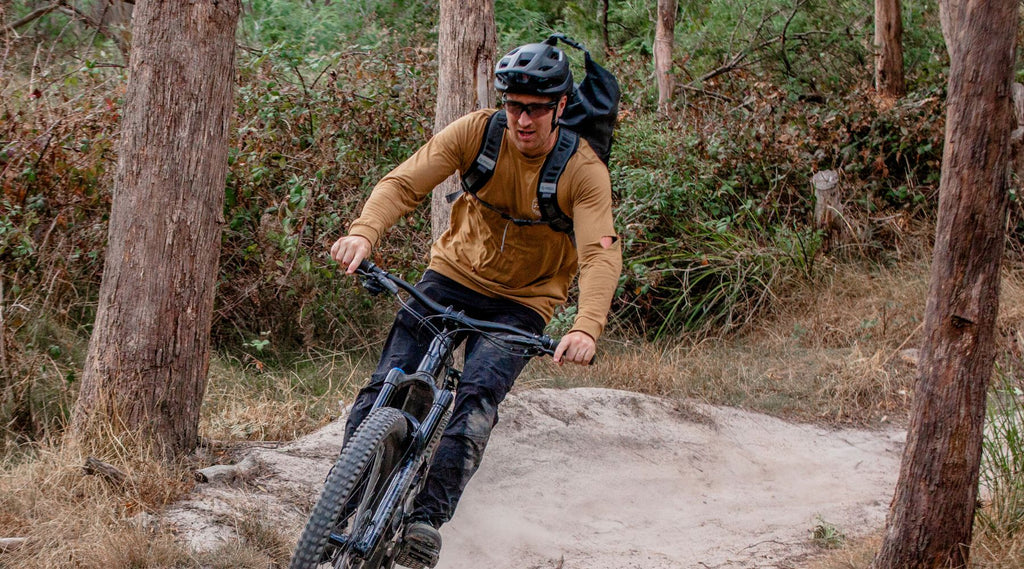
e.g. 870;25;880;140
395;523;440;569
395;546;438;569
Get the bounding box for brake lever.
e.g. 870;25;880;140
355;260;400;297
360;274;386;295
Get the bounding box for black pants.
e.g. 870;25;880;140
345;270;545;527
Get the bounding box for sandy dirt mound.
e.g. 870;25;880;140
165;387;904;568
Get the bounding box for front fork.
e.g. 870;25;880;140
337;343;459;559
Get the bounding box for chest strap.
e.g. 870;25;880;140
447;110;578;236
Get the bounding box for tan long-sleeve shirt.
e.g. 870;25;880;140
348;108;622;340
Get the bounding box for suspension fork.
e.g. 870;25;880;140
416;331;455;382
370;331;454;413
350;385;455;558
351;332;458;558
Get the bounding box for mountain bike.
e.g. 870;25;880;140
288;261;558;569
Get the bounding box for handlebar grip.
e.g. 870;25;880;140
357;259;376;273
541;336;558;352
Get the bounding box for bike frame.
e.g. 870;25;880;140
326;261;557;564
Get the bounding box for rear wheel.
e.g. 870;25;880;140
289;407;409;569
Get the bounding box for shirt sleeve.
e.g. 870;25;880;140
348;113;482;246
561;153;622;340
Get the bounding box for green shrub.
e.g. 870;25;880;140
240;0;436;53
216;37;437;351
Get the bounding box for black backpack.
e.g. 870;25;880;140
452;34;620;236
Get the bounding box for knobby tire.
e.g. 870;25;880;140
289;407;409;569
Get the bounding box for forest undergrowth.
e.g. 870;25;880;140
3;0;1024;566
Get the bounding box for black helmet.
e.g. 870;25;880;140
494;36;573;97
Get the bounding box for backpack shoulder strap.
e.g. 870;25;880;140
537;127;580;235
448;110;580;238
452;110;506;201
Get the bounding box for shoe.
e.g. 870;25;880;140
396;520;441;569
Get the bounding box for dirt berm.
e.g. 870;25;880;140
165;387;904;569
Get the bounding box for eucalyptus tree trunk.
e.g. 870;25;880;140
655;0;677;114
871;0;1017;567
71;0;239;458
874;0;906;98
430;0;496;241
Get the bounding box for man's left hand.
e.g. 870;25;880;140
553;330;596;366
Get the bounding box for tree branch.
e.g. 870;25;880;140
778;1;805;77
680;84;735;103
0;538;28;552
54;1;129;59
685;2;828;96
194;454;260;483
2;2;60;33
0;278;7;384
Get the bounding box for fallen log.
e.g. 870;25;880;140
83;456;127;486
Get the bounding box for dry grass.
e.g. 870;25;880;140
528;262;1024;428
0;355;339;569
972;522;1024;569
200;349;376;442
786;266;1024;567
807;530;882;568
808;522;1024;569
0;429;299;567
0;439;194;569
525;260;932;426
187;506;296;568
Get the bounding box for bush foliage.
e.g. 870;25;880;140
0;0;986;440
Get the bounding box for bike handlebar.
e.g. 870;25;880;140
356;260;559;357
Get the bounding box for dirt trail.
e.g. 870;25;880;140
165;387;904;569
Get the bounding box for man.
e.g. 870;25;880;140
329;38;621;569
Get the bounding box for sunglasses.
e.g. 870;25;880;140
502;98;559;118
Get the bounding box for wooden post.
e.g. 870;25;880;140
812;170;843;250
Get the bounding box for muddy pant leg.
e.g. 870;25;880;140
411;325;538;526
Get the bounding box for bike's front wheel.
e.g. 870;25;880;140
289;407;409;569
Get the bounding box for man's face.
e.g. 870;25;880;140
503;93;567;157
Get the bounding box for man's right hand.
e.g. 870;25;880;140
330;235;372;274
